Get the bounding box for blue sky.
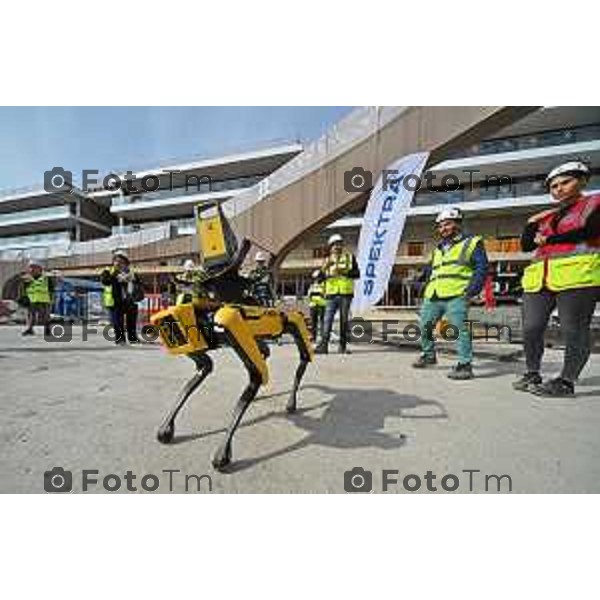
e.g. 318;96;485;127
0;107;354;191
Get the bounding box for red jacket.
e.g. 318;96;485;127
535;193;600;259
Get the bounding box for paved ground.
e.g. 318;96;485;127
1;326;599;493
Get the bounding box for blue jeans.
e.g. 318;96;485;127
321;295;352;349
419;296;472;364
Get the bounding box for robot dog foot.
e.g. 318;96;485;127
212;443;232;471
157;422;175;444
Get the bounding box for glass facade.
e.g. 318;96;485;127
0;205;71;225
111;217;196;236
447;123;600;159
413;174;600;207
111;174;264;207
0;230;71;250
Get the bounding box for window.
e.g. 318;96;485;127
407;242;425;256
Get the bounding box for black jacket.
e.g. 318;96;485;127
100;267;144;308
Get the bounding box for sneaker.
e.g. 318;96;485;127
339;347;352;355
531;377;575;398
447;363;474;380
512;372;542;392
21;329;34;336
314;344;328;355
412;354;437;369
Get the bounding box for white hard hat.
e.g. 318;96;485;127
113;249;129;262
545;161;590;186
255;251;267;262
312;269;321;279
328;233;344;246
183;259;195;271
435;206;463;224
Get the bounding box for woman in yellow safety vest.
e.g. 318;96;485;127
514;161;600;397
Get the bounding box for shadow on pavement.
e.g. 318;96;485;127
169;384;447;473
578;375;600;387
0;345;157;353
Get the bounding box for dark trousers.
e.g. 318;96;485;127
26;303;50;332
522;286;599;382
309;305;325;341
110;304;139;343
322;294;352;350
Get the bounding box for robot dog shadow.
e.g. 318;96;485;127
170;384;448;473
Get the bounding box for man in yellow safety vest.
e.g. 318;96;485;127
307;269;327;342
315;233;360;354
101;250;144;345
170;258;210;305
412;207;488;379
20;260;54;336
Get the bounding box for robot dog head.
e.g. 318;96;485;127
195;201;241;275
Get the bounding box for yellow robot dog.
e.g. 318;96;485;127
151;201;313;471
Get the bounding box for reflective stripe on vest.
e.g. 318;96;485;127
522;195;600;293
308;283;327;307
424;235;481;299
323;252;354;296
176;292;193;305
102;285;114;308
522;249;600;293
102;266;115;308
26;276;51;304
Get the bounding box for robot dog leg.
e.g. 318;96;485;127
211;305;269;471
283;312;314;413
156;352;213;444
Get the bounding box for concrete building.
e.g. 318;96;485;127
278;107;600;305
4;106;599;312
0;186;112;259
89;143;302;236
0;143;302;262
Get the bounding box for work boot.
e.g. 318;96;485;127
531;377;574;398
412;354;437;368
447;363;474;380
512;372;542;392
314;343;328;355
21;328;34;336
339;346;352;355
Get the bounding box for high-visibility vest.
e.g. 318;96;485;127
102;266;116;308
424;235;482;299
249;267;274;305
323;252;355;296
175;272;200;305
26;275;51;304
522;194;600;293
102;266;139;308
308;282;326;308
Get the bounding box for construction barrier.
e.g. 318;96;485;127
138;294;169;326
